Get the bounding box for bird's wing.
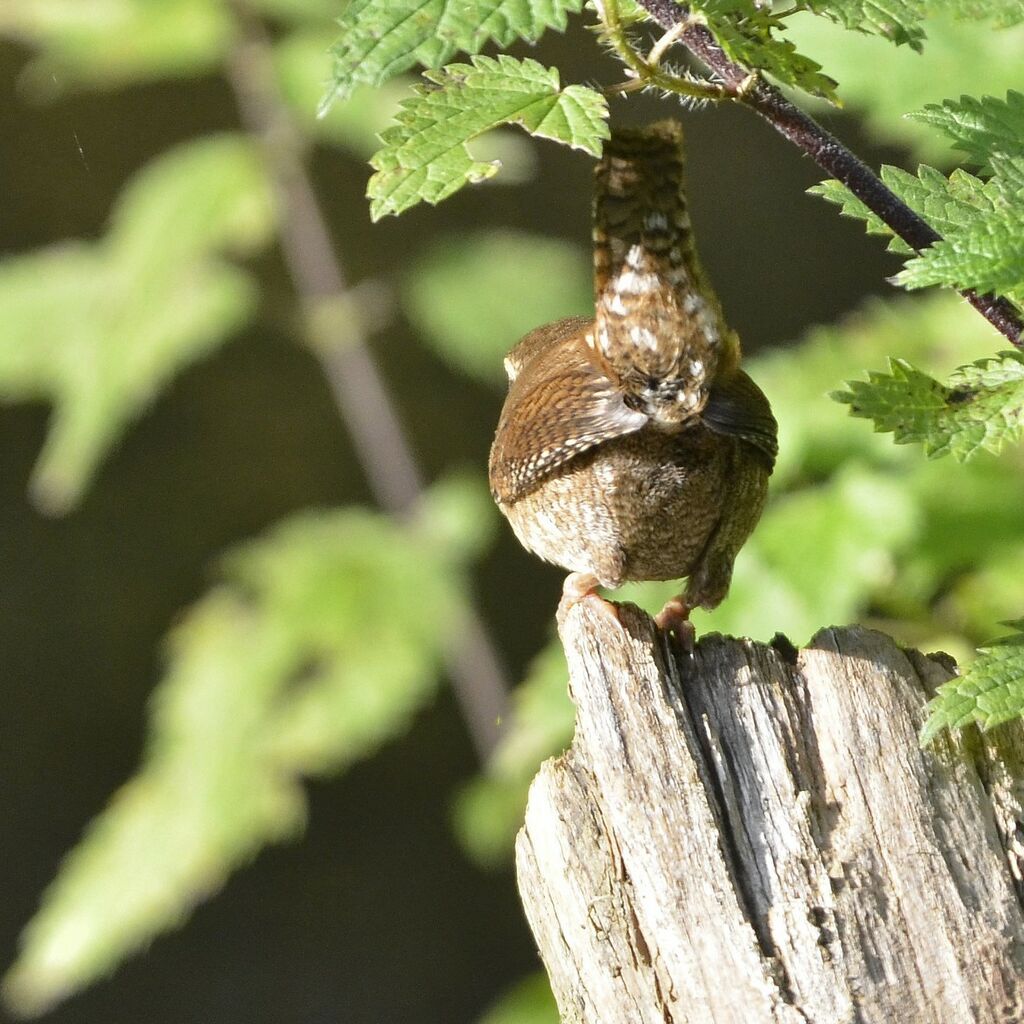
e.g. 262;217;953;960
701;369;778;470
489;324;648;504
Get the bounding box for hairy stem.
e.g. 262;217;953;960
224;1;509;759
631;0;1024;347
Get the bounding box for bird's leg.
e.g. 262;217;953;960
655;595;695;654
558;572;620;626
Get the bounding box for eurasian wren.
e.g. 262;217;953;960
488;121;777;636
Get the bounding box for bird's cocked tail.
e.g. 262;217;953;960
591;121;736;426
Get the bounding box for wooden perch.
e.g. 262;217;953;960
516;602;1024;1024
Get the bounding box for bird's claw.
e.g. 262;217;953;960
655;596;695;655
558;572;620;627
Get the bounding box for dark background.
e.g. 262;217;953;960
0;20;898;1024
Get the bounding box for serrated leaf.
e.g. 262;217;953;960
323;0;585;108
696;1;838;100
891;156;1024;301
403;229;591;385
367;55;608;219
800;0;925;49
274;28;412;156
834;351;1024;460
0;135;275;513
921;619;1024;744
908;91;1024;172
807;179;914;253
2;496;472;1016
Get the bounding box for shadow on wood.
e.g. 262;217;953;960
516;601;1024;1024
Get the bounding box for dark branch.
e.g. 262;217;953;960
633;0;1024;348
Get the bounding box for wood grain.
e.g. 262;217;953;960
516;601;1024;1023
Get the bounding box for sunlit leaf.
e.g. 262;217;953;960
367;55;608;219
921;619;1024;744
323;0;585;108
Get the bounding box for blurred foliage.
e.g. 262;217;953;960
788;13;1024;162
3;0;1024;1021
404;230;591;386
0;134;274;512
3;479;487;1018
478;972;560;1024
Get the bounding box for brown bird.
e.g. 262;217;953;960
488;120;777;641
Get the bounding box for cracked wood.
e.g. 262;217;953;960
516;602;1024;1023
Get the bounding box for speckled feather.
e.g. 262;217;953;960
488;121;777;609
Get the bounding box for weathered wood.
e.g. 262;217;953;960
516;601;1024;1024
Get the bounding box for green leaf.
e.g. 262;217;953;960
403;230;591;385
811;158;1024;304
2;497;472;1016
807;179;914;253
0;0;231;92
452;639;573;866
908;91;1024;172
834;352;1024;461
274;28;413;156
696;1;838;100
799;0;925;48
893;157;1024;301
478;972;559;1024
921;619;1024;744
0;135;275;513
323;0;585;108
367;55;608;219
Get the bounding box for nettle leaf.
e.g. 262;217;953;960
834;351;1024;460
0;135;275;513
799;0;925;49
696;1;838;100
323;0;585;108
921;619;1024;744
367;55;608;219
807;179;914;253
893;157;1024;301
811;157;1024;304
2;494;475;1017
274;27;412;157
909;91;1024;172
403;229;591;386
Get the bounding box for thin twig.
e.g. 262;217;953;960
630;0;1024;348
224;2;510;760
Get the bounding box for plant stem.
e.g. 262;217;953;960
224;2;510;760
631;0;1024;347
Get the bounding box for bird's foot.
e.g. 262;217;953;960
557;572;620;628
655;596;695;655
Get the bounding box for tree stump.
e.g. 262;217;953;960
515;601;1024;1024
